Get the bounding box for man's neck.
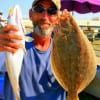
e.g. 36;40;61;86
32;33;51;51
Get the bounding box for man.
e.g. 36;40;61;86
0;0;76;100
0;12;5;28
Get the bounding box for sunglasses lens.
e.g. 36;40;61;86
33;5;57;15
48;7;57;15
34;6;44;13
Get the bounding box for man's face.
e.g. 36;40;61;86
29;0;59;36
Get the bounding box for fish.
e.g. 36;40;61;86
50;14;97;100
5;5;26;100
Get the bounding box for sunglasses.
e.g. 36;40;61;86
32;5;57;15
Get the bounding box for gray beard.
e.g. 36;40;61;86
33;25;54;37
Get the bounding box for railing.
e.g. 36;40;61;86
92;39;100;57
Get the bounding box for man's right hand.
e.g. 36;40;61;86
0;24;23;53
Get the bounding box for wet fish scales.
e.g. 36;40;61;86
50;17;97;100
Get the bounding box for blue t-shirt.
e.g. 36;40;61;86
3;34;66;100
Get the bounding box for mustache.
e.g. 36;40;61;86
36;19;51;26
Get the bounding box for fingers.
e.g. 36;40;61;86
61;9;70;20
0;45;19;53
3;24;18;32
0;39;23;53
0;32;23;40
0;24;22;40
58;9;80;28
0;24;18;34
58;9;71;20
0;24;23;52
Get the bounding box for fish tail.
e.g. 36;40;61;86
15;91;20;100
6;57;20;100
66;92;79;100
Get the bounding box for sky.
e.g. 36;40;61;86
0;0;34;19
0;0;100;20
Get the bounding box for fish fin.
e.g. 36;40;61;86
66;92;79;100
22;47;26;54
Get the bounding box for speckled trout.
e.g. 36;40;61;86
5;5;26;100
50;13;97;100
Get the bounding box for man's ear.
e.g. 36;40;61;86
29;9;33;20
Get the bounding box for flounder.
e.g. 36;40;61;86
50;14;97;100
